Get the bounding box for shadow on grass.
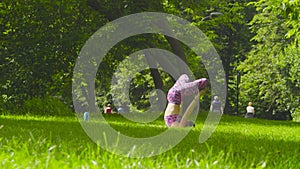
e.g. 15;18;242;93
0;116;90;142
220;114;300;128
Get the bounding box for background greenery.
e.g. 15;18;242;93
1;0;299;121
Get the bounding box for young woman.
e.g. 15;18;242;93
245;102;255;118
164;74;208;127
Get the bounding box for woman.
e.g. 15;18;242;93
164;74;208;127
104;104;113;114
245;102;255;118
210;96;223;115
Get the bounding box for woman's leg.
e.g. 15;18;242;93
174;74;207;98
169;74;207;104
179;78;207;97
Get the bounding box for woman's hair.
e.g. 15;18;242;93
214;96;219;100
248;102;252;106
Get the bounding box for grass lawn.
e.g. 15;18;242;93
0;113;299;169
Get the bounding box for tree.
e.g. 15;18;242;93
238;0;300;120
170;0;255;114
1;0;257;116
87;0;255;113
1;1;105;111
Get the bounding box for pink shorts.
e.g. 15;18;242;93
164;114;195;127
164;114;182;127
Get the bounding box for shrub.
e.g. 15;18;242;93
0;97;4;113
0;95;15;115
291;107;300;122
23;96;74;116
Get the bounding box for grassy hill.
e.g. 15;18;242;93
0;113;299;169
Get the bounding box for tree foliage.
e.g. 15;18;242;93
1;1;104;111
238;0;300;120
1;0;298;120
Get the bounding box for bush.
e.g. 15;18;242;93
0;97;5;113
0;95;15;115
23;96;74;116
291;107;300;122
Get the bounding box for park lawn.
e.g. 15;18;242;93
0;113;299;169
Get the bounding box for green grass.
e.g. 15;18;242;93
0;113;299;169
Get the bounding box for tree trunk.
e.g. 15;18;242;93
164;35;187;64
144;49;166;110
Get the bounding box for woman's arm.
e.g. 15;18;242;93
179;89;206;127
179;94;199;127
210;104;213;112
220;105;224;114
